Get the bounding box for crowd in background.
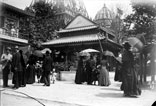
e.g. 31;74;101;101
0;46;54;89
75;54;111;86
1;42;150;97
75;42;142;97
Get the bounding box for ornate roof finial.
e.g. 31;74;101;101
103;3;106;8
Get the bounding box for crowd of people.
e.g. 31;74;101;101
75;54;111;86
0;46;54;89
1;42;142;97
75;42;142;97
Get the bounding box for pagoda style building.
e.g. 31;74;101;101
42;14;122;71
29;0;88;25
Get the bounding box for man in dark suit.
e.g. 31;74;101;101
42;51;53;86
12;46;22;89
19;50;28;87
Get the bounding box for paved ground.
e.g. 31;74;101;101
0;72;156;106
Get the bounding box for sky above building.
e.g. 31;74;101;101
1;0;133;19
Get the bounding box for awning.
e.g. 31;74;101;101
0;34;28;44
42;34;105;45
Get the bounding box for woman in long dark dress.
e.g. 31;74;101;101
121;42;141;97
19;50;28;87
75;56;84;84
114;60;122;82
26;54;36;84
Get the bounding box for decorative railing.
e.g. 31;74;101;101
0;27;18;37
0;28;28;40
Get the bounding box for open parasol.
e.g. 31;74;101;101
128;37;143;51
103;50;115;57
19;45;31;54
115;55;122;63
79;52;90;56
80;48;100;53
33;50;43;57
41;48;51;54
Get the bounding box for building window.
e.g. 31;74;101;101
4;18;18;37
5;18;17;30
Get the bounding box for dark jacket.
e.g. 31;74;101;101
12;51;22;72
42;55;53;72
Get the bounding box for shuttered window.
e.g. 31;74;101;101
0;16;5;28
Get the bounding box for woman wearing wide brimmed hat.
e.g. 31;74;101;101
121;42;141;97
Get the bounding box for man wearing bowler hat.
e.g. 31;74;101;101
42;51;53;86
0;47;12;87
12;46;22;89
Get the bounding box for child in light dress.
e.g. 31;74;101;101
51;68;57;84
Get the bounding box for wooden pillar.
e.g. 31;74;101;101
64;50;69;71
0;44;3;58
143;54;147;82
140;53;143;84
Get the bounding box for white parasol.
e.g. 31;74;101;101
41;48;51;54
104;50;115;57
80;48;100;53
79;52;90;56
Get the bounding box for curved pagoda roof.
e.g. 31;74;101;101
42;15;118;46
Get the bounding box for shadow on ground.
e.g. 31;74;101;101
100;87;121;91
95;92;124;98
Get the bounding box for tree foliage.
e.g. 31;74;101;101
20;1;66;44
110;8;124;44
123;1;156;42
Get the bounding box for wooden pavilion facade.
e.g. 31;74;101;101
42;15;122;71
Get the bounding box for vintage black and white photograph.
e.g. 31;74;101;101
0;0;156;106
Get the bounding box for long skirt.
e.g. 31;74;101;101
26;65;35;84
98;67;110;86
122;67;141;96
75;69;83;84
